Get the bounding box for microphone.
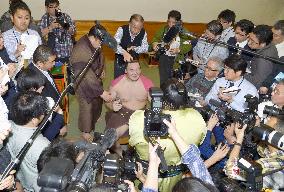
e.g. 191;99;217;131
163;25;180;44
94;21;118;51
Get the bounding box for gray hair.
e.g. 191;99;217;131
207;56;224;71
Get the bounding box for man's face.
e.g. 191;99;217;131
204;60;220;80
0;33;4;50
125;62;141;81
39;55;56;71
235;26;249;43
224;65;241;81
46;3;59;16
271;84;284;107
219;18;232;30
89;36;102;49
129;20;143;36
204;29;218;40
167;17;177;28
272;28;284;45
248;33;265;50
11;9;30;32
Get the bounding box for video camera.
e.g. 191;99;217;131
263;105;284;117
144;87;171;137
37;129;117;192
204;94;259;131
55;9;70;30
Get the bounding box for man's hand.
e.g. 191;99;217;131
0;170;16;190
259;86;269;95
124;180;137;192
100;91;113;102
207;113;219;131
7;63;17;78
163;118;177;137
152;42;159;51
224;123;237;145
49;20;60;31
0;127;11;145
0;84;8;96
123;50;133;62
234;123;247;143
212;143;230;161
135;162;146;184
149;143;161;166
218;90;233;103
112;100;122;112
127;46;136;52
15;43;26;57
169;47;180;54
59;125;68;136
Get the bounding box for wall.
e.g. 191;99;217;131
0;0;283;25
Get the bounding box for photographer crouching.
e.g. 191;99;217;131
128;78;207;192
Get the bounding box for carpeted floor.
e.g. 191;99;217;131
66;58;160;140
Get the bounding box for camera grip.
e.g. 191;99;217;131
156;146;168;172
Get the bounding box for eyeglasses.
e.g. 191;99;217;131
205;66;219;72
48;5;59;9
235;32;247;37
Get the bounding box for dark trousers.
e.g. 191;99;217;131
158;54;175;87
114;54;126;79
77;95;103;133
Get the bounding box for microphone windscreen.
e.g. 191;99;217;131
163;26;180;43
99;128;117;151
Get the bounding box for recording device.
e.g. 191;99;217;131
253;124;284;151
38;128;117;192
207;94;258;131
94;21;118;51
55;9;70;30
144;87;171;137
154;21;184;59
263;105;284;117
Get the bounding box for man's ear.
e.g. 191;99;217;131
259;42;267;49
10;15;14;23
236;70;242;77
37;61;44;69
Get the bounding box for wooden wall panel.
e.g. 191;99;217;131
74;20;207;59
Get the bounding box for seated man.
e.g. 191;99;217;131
244;25;279;89
217;9;236;43
6;91;50;191
129;78;207;192
105;60;153;156
225;118;284;190
185;56;223;106
205;54;258;113
227;19;254;62
193;20;229;73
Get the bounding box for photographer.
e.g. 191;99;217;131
152;10;191;87
205;54;258;113
39;0;76;63
129;78;207;192
225;118;284;190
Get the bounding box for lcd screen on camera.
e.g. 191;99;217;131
150;122;161;131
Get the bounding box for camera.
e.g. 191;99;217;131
263;105;284;117
38;129;117;192
207;94;258;131
55;9;70;30
144;87;171;137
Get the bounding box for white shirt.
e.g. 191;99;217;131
205;77;259;112
276;41;284;58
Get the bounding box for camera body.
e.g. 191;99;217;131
55;9;70;30
144;87;171;137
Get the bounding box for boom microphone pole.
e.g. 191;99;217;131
0;23;117;182
182;32;284;65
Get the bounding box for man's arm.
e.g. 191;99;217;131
205;79;220;105
64;13;76;35
114;27;125;55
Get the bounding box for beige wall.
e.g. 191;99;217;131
1;0;283;25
